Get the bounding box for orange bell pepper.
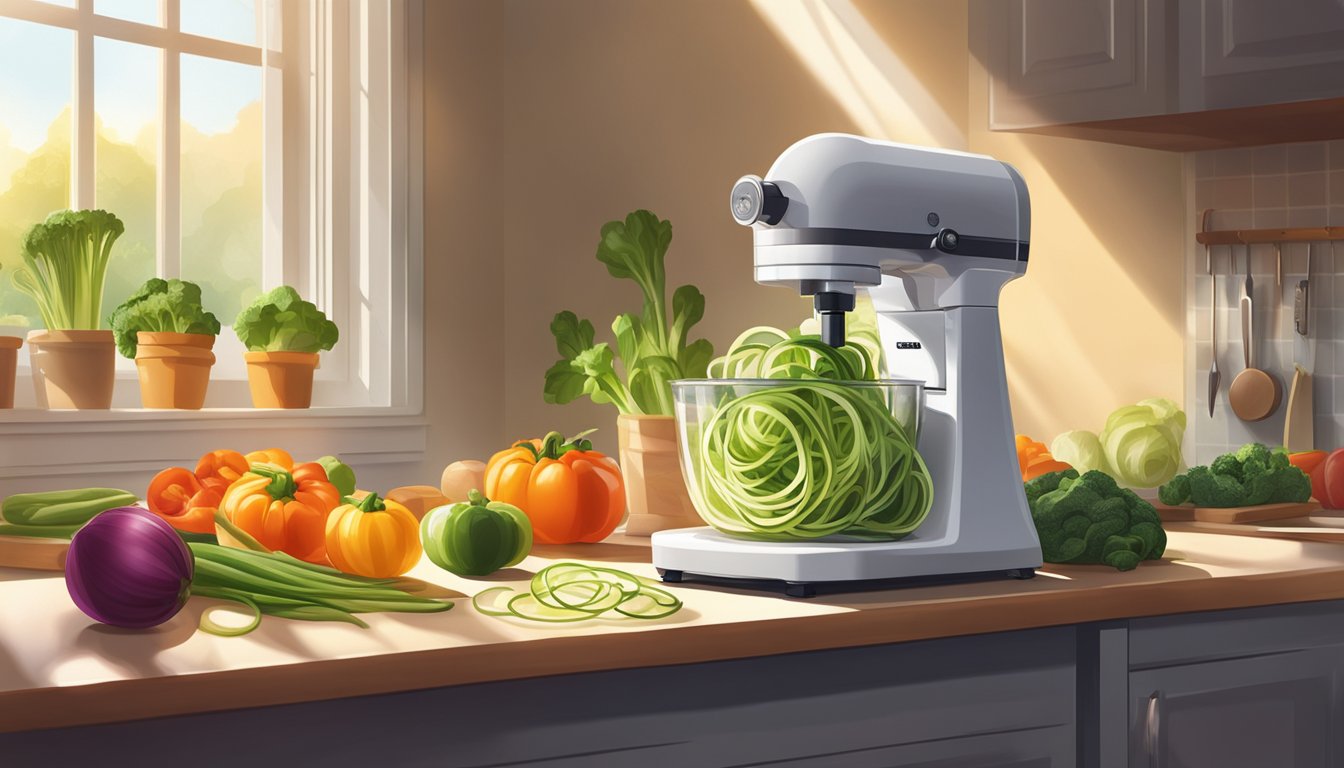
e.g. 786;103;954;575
147;466;220;534
485;431;625;545
324;492;422;578
1016;434;1072;482
245;447;294;471
1289;450;1328;478
218;461;341;563
195;449;250;494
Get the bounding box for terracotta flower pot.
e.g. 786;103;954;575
244;351;319;408
134;332;216;409
0;336;21;409
617;413;702;535
27;329;115;410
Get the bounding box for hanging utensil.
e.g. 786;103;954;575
1207;244;1220;418
1285;242;1315;451
1229;244;1282;422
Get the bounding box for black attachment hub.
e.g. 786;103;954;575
813;291;855;348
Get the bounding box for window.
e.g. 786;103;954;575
0;0;421;408
0;0;425;486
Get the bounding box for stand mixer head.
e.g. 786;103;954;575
649;133;1042;590
730;133;1030;347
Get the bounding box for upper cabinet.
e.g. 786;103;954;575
1182;0;1344;111
974;0;1344;150
977;0;1174;129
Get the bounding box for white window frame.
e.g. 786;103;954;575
0;0;426;489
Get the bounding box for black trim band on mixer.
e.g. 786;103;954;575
754;226;1029;262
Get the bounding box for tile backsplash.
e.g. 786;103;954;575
1188;141;1344;464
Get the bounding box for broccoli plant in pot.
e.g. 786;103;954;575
544;210;714;535
110;278;221;409
0;266;24;409
233;286;339;408
12;209;124;409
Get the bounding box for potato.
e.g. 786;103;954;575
440;460;487;503
386;485;450;520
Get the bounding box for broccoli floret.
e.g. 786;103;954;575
1024;469;1078;507
1187;465;1247;507
1026;469;1166;571
1235;442;1272;466
1158;474;1190;506
1210;453;1243;481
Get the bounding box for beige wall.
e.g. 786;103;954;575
419;0;1185;470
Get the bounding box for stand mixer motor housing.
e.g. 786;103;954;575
651;133;1043;592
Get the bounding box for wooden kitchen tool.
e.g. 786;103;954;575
0;535;69;571
1228;244;1282;421
1152;501;1319;524
1164;510;1344;545
1284;243;1315;452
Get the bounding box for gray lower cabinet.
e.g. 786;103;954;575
1128;648;1339;768
0;627;1078;768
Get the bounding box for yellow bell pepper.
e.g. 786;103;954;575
324;492;422;577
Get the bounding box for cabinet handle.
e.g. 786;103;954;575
1145;690;1163;768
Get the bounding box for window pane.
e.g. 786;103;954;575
95;0;159;26
180;54;262;324
95;37;158;316
0;18;73;329
181;0;258;46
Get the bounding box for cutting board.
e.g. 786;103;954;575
0;535;69;571
1152;501;1320;524
1165;510;1344;544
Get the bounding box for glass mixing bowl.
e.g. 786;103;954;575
672;378;929;541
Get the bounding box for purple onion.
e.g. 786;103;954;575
65;506;194;629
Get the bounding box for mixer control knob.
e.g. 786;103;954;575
730;175;789;226
937;228;960;252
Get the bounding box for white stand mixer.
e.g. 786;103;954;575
650;134;1043;596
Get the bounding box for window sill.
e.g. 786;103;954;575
0;406;429;485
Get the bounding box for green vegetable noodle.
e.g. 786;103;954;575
473;562;682;623
1158;443;1311;508
1026;469;1166;571
233;286;339;354
543;210;714;416
11;209;124;330
684;331;934;541
109;278;222;358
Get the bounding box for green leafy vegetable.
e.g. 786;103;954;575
108;278;222;358
1026;469;1167;571
543;210;712;416
1050;398;1185;488
232;285;339;353
684;330;933;541
472;562;682;622
11;209;124;330
1158;443;1312;508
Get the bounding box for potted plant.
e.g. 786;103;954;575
543;210;714;535
0;266;25;409
11;209;124;409
109;278;221;409
233;286;339;408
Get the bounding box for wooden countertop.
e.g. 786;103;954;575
5;530;1344;733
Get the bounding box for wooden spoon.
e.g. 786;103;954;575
1229;244;1281;421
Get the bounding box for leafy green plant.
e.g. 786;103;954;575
11;209;124;330
544;210;713;416
109;278;222;358
232;286;339;353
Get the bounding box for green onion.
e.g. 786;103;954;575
471;563;683;623
687;332;934;541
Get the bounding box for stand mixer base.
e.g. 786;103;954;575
651;527;1041;598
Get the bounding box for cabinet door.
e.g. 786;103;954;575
1128;649;1340;768
1179;0;1344;111
974;0;1173;129
756;723;1073;768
